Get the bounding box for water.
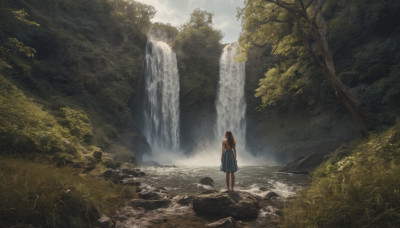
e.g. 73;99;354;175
215;42;247;156
117;165;308;227
143;40;180;152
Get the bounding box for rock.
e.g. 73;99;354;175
95;215;114;228
122;178;141;186
102;170;113;179
102;169;132;184
201;189;219;194
120;168;139;176
206;217;235;228
129;199;171;210
104;160;121;169
111;214;127;222
93;151;102;160
200;177;214;187
279;153;325;174
259;187;268;191
138;171;146;176
264;191;279;200
193;191;260;219
138;191;159;200
176;195;195;206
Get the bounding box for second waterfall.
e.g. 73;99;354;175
143;40;180;152
215;42;247;152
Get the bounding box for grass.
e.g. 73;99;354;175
282;121;400;227
0;155;137;227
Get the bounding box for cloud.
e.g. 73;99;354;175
135;0;244;43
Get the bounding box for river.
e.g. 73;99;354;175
116;165;308;227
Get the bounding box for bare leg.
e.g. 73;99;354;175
226;172;230;191
231;172;235;191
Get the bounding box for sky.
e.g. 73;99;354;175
135;0;245;43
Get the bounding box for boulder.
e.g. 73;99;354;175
176;195;195;206
93;151;102;160
95;215;114;228
206;217;235;228
138;191;159;200
122;178;141;186
279;153;324;174
200;177;214;187
104;160;121;169
193;191;260;220
264;191;279;200
120;168;139;176
129;199;171;210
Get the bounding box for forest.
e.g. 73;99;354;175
0;0;399;227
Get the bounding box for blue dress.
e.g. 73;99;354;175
220;149;238;172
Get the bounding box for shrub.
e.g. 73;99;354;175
282;122;400;227
0;156;136;227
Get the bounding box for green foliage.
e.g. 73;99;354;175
0;156;136;227
60;107;93;142
8;37;36;58
282;121;400;227
0;74;73;154
11;9;40;27
0;0;155;158
174;8;223;59
255;61;309;108
149;22;179;44
240;0;400;116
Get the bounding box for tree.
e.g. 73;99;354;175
239;0;370;135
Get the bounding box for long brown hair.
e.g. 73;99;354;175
225;131;235;148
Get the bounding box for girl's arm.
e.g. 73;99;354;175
233;141;237;161
221;141;225;162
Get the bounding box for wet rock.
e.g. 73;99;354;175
138;191;159;200
129;199;171;210
193;191;260;219
122;178;141;186
102;169;132;184
136;186;144;193
95;215;115;228
279;153;324;174
201;189;219;194
176;195;195;206
138;171;146;176
264;191;279;200
200;177;214;187
103;170;113;179
93;151;102;160
120;168;139;176
104;160;121;169
111;214;127;222
259;187;268;191
206;217;235;228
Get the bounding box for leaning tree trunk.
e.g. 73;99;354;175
295;9;369;135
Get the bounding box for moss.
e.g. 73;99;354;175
282;121;400;227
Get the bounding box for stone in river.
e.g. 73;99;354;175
264;191;279;200
200;177;214;187
138;191;159;200
95;215;114;228
129;199;171;210
193;191;260;220
206;216;235;228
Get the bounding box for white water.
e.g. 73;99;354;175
215;42;259;164
143;40;180;153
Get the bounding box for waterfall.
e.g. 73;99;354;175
143;40;180;152
215;42;247;153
